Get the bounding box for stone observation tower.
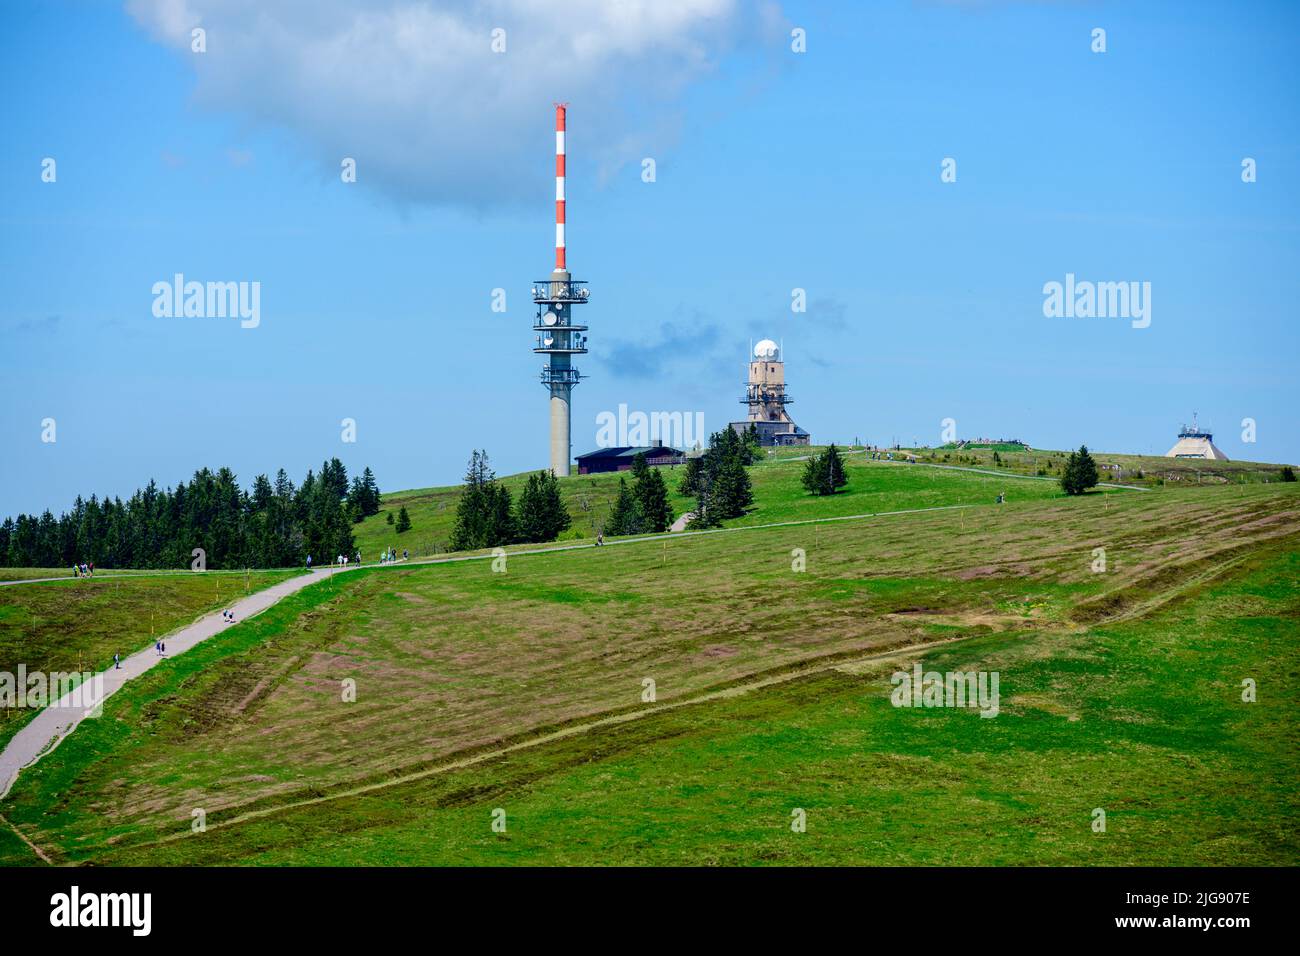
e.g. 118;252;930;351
729;339;810;447
532;103;589;477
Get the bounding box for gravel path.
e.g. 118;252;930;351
0;567;346;799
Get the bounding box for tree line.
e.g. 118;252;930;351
0;459;382;570
448;451;572;550
606;453;674;535
678;427;757;528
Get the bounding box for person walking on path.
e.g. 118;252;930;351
113;653;120;670
306;554;312;571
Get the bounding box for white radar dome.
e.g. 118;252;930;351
754;339;780;359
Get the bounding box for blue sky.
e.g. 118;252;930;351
2;0;1297;516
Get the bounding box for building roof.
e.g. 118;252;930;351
575;445;684;461
1165;437;1229;460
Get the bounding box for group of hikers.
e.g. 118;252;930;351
71;561;94;577
306;547;408;571
867;451;914;461
112;605;242;670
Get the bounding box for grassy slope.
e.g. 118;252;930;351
0;570;300;749
355;450;1082;558
908;446;1294;488
0;567;178;583
94;546;1300;867
352;465;690;558
2;478;1296;865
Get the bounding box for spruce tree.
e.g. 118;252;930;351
1061;445;1100;495
449;450;492;551
801;454;827;495
361;467;381;516
347;477;368;521
681;429;754;525
514;471;571;543
678;456;703;497
712;452;752;517
484;483;515;546
605;477;643;536
1061;451;1081;495
803;445;849;496
395;506;411;533
635;466;674;533
514;472;545;542
537;469;571;541
686;485;722;529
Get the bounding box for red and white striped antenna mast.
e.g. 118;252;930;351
554;102;567;273
532;102;588;478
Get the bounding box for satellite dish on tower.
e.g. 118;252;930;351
543;312;558;326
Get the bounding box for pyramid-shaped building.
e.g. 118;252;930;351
1165;416;1228;460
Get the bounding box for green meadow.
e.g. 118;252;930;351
0;569;299;749
87;545;1300;867
354;449;1080;559
907;445;1292;488
0;462;1295;866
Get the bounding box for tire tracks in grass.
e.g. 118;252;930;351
0;812;53;865
96;631;984;858
97;522;1289;860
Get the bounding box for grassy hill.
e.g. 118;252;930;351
80;544;1300;866
353;447;1107;560
0;569;301;749
2;468;1295;866
906;445;1294;488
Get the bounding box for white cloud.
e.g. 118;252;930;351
126;0;777;209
